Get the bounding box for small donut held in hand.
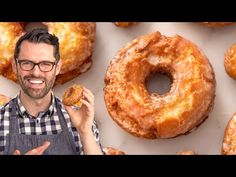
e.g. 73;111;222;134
63;84;103;154
63;84;83;107
63;84;95;134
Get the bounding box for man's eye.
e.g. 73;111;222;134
22;61;32;65
41;62;52;66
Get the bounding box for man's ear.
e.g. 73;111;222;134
56;59;62;76
11;59;17;74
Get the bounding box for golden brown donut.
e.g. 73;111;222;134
44;22;96;76
0;94;11;106
62;84;83;107
104;31;216;139
222;113;236;155
224;44;236;80
2;64;18;83
0;22;25;75
176;150;197;155
55;58;92;85
103;147;125;155
114;22;137;27
1;22;96;85
200;22;233;27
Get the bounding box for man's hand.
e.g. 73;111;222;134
64;87;95;134
13;141;50;155
64;87;103;154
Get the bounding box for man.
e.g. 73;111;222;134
0;28;104;155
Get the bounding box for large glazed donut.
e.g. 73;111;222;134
200;22;233;27
176;150;197;155
103;147;125;155
104;31;216;139
224;44;236;80
114;22;137;27
222;113;236;155
0;94;11;106
1;22;96;85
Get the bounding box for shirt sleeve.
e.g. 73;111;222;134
91;120;105;155
0;105;9;155
72;120;105;155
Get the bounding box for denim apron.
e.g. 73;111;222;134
4;98;78;155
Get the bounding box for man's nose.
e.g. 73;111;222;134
31;65;42;77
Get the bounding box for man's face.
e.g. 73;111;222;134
13;41;61;99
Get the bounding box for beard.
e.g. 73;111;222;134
17;72;56;99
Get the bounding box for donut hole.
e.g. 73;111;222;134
146;72;172;95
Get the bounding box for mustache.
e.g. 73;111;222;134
23;75;46;82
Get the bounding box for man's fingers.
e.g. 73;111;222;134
13;150;21;155
64;105;73;114
36;141;50;154
13;141;51;155
82;87;94;99
80;99;91;110
36;141;50;155
82;86;91;94
25;148;38;155
25;141;50;155
82;91;94;105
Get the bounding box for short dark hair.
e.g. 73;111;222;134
14;28;60;61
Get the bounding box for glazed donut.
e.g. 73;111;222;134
55;59;92;85
1;22;96;85
103;147;125;155
0;94;11;106
176;150;197;155
62;84;83;107
200;22;233;27
44;22;96;85
224;44;236;80
222;113;236;155
104;31;216;139
114;22;137;27
0;23;25;75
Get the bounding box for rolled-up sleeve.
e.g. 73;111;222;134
91;120;105;155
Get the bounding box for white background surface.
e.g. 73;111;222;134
1;22;236;154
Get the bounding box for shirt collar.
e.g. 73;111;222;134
16;92;55;118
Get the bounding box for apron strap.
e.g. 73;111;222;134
54;97;71;133
9;98;19;134
54;97;78;153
